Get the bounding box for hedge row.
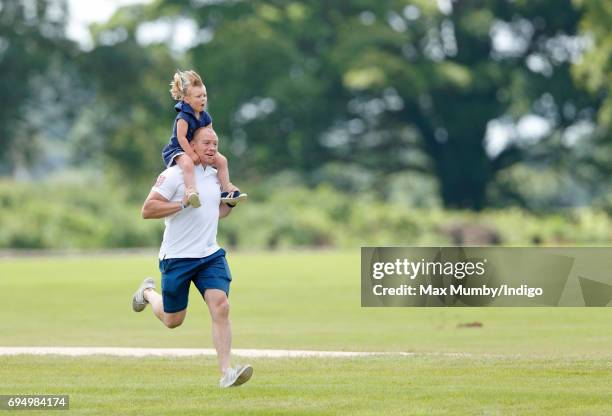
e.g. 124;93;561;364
1;181;610;249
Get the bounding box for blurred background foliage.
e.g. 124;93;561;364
0;0;610;248
2;180;611;250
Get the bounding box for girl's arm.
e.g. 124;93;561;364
176;119;200;164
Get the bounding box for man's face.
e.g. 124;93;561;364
192;129;218;164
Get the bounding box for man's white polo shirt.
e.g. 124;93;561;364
151;164;221;260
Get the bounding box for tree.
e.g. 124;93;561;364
185;0;598;209
82;0;601;209
0;0;76;175
324;0;593;209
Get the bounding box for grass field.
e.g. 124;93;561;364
2;355;610;415
1;250;611;415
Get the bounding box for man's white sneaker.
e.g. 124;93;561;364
132;277;155;312
219;365;253;388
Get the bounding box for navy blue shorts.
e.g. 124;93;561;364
158;249;232;313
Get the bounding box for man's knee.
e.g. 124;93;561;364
163;312;186;329
210;297;230;321
165;319;183;329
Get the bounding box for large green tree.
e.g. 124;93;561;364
323;0;592;209
85;0;600;209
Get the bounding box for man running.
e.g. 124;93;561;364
132;127;252;388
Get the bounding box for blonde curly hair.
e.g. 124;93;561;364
169;70;204;101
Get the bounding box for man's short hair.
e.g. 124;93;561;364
194;127;217;142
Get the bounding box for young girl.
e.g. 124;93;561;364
162;69;245;208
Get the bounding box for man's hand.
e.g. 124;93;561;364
224;182;239;193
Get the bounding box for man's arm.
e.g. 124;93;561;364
142;190;187;219
219;203;233;219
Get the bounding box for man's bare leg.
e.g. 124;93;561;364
144;288;186;329
204;289;231;373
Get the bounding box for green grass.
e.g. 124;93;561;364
1;355;610;415
1;251;612;415
0;251;611;356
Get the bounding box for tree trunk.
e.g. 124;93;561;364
433;127;492;211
